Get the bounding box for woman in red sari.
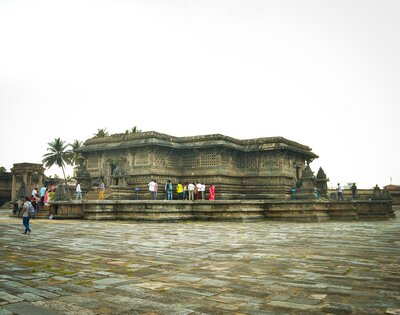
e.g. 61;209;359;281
209;184;215;200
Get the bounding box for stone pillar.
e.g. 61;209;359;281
23;173;28;193
28;173;33;196
11;174;16;201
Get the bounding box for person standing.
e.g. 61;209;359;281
200;183;206;200
17;197;24;217
154;180;158;200
76;182;82;200
148;179;156;200
351;183;358;200
21;196;32;234
176;182;183;200
99;180;105;200
31;187;38;199
337;183;344;201
195;182;201;200
39;184;46;207
209;184;215;200
43;188;49;206
291;186;297;200
188;182;195;201
31;194;39;214
183;183;187;200
165;180;173;200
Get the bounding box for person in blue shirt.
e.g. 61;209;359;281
290;186;297;200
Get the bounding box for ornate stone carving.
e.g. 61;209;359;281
315;167;329;196
76;131;318;200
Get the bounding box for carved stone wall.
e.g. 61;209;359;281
77;132;318;200
0;173;12;206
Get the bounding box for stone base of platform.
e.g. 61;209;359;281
48;200;395;222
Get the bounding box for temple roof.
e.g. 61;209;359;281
77;131;318;159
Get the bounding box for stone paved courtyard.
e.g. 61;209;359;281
1;209;400;315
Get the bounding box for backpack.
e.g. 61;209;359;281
27;202;35;215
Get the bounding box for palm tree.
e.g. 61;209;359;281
125;126;141;135
94;128;109;137
42;138;73;199
69;139;83;166
130;126;141;134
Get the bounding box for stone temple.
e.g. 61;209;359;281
76;131;319;200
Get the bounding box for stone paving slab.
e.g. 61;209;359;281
0;209;400;314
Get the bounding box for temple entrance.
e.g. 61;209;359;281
296;166;301;181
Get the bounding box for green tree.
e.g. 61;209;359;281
42;138;73;199
69;139;83;166
130;126;141;134
125;126;142;134
0;166;7;174
94;128;109;137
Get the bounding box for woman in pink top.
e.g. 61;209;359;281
43;188;49;205
209;184;215;200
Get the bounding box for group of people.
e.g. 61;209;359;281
15;184;56;217
337;183;358;201
148;179;215;201
16;184;57;235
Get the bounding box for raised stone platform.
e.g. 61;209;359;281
49;200;394;222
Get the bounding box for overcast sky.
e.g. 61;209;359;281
0;0;399;189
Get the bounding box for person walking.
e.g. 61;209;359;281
21;196;32;234
76;181;82;200
337;183;344;201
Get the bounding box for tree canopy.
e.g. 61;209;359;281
69;139;83;166
94;128;109;138
42;138;73;199
125;126;142;135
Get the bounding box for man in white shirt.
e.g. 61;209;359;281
148;179;156;200
337;183;344;201
200;183;206;200
76;182;82;200
188;183;195;201
196;182;202;200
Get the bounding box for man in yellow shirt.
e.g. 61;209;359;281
176;182;183;200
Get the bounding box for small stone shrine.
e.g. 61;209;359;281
10;163;45;201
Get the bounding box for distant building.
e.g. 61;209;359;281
384;184;400;205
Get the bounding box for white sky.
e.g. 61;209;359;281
0;0;399;189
